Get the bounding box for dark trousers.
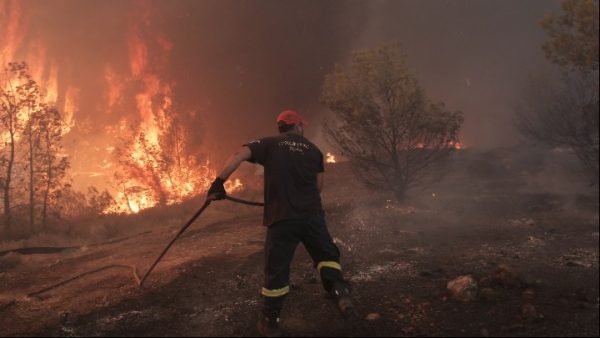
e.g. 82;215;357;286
261;215;344;317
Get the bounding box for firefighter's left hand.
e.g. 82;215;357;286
207;177;226;200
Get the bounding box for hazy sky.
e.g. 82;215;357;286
354;0;561;148
1;0;563;189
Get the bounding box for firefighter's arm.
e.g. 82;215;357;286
317;172;324;192
217;146;252;180
208;146;252;200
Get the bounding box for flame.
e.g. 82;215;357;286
2;1;243;216
105;3;237;214
1;1;75;137
104;177;244;215
1;1;27;144
105;3;190;213
413;141;463;150
43;63;58;103
110;189;155;215
129;33;148;78
25;41;60;105
104;65;123;110
225;178;244;193
62;86;78;134
326;152;337;163
0;1;25;64
447;141;464;150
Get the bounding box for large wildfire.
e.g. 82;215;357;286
0;1;242;214
1;1;467;215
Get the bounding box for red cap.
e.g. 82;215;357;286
276;110;306;126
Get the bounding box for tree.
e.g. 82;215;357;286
86;186;115;215
114;107;212;211
321;44;463;200
22;78;42;232
517;0;600;186
1;62;71;234
0;62;34;230
516;71;599;185
540;0;599;73
38;104;70;229
115;123;170;209
52;184;86;234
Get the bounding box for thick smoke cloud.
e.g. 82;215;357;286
159;0;369;156
2;0;368;189
2;0;563;191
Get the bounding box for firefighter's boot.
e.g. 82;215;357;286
331;281;357;318
257;296;284;337
256;313;283;337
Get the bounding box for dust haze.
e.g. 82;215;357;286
0;1;597;337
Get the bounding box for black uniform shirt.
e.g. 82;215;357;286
245;133;325;226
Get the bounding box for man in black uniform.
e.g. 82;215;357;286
208;110;355;337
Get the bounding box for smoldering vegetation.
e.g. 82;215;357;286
2;144;596;266
312;147;598;336
322;146;598;255
1;145;597;337
0;180;263;261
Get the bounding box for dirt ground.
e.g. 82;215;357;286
1;149;598;337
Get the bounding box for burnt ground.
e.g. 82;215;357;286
0;149;598;337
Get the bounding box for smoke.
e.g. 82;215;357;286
2;0;569;194
160;0;369;154
353;0;562;149
1;0;368;192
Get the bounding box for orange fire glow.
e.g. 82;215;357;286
62;86;78;134
326;152;337;163
0;1;24;66
447;141;464;150
225;178;244;193
1;1;242;216
103;3;244;214
414;141;463;150
1;2;78;138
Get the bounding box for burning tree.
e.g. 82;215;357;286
114;108;214;213
0;62;70;233
321;44;463;200
517;0;599;186
1;62;32;230
35;104;70;229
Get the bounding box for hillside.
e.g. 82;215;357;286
1;148;598;337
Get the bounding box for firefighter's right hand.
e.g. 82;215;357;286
207;177;226;200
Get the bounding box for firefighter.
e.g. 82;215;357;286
207;110;355;337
